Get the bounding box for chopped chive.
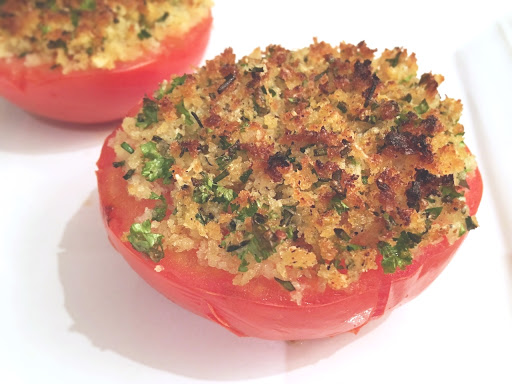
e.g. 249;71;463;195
402;93;412;103
274;277;295;292
191;111;204;129
112;161;125;168
156;12;169;22
239;169;253;183
123;169;135;180
337;101;348;113
213;169;229;183
121;142;134;154
218;73;236;94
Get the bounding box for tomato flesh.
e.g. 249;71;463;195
97;128;482;340
0;15;212;124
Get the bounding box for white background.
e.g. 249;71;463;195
1;1;511;383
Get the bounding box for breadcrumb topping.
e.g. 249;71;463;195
0;0;212;73
109;40;478;302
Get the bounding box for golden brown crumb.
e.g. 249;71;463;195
0;0;212;73
110;40;477;301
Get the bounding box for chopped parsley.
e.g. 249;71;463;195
136;98;159;129
140;142;175;183
425;206;443;220
176;100;194;125
149;193;167;222
330;196;349;215
127;220;164;262
378;231;422;273
414;99;429;115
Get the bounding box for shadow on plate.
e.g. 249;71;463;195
58;191;386;380
0;99;117;155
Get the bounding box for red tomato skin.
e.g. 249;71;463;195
97;128;483;340
0;15;212;124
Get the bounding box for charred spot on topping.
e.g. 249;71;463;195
0;1;212;73
406;169;455;210
383;130;433;162
419;73;439;97
363;73;380;108
112;40;477;294
266;151;291;182
418;115;443;135
380;100;400;120
204;114;222;128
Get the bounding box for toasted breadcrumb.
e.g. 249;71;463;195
0;0;212;73
110;40;478;303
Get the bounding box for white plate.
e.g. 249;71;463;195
2;1;511;383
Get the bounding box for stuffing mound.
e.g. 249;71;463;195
109;40;478;302
0;0;212;73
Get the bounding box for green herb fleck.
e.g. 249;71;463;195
274;277;295;292
176;100;194;126
156;12;169;22
385;52;401;67
240;169;253;183
425;207;443;220
80;0;96;10
378;231;422;274
137;29;151;40
127;220;164;262
112;161;125;168
136;97;159;129
149;193;167;222
362;176;368;185
123;169;135;180
334;228;351;241
121;142;134;154
330;196;349;215
337;101;348;113
414;99;429;115
465;216;478;231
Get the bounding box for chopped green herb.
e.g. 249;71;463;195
149;193;167;222
414;99;429;115
195;211;213;226
269;88;277;97
219;136;232;150
237;201;259;221
288;97;298;103
168;74;187;94
112;161;125;168
385;52;401;67
274;278;295;292
136;97;159;129
330;196;349;215
80;0;96;10
337;101;348;113
239;169;253;183
137;29;151;40
140;142;174;182
368;115;377;124
425;207;443;220
123;169;135;180
362;175;368;185
238;258;249;272
402;93;412;103
378;231;421;273
127;220;164;262
70;10;80;27
280;205;296;227
156;12;169;22
441;186;464;201
214;185;236;204
121;142;134;154
213;169;229;183
176;100;194;125
347;244;364;251
465;216;478;231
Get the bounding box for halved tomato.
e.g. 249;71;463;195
96;124;483;340
0;14;212;124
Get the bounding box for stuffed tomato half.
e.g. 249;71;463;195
97;41;482;340
0;0;212;123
